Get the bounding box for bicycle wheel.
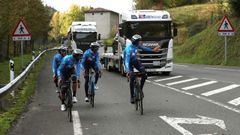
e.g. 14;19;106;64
135;83;140;111
91;81;95;108
139;89;143;115
67;89;73;122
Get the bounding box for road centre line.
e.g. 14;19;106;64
182;81;217;90
201;84;240;97
228;97;240;106
154;76;182;82
73;111;83;135
146;80;240;114
166;78;199;86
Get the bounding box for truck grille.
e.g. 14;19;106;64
138;48;168;68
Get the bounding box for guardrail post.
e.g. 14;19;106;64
32;51;35;61
9;59;14;82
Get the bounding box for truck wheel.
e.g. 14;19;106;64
161;71;170;76
107;65;113;72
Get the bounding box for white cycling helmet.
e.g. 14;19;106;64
90;42;100;48
131;34;142;45
72;49;83;61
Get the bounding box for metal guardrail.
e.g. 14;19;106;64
0;49;53;95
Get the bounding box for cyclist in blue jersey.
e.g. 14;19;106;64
52;46;67;92
81;42;102;102
58;49;83;111
124;34;160;104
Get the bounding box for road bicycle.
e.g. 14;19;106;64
133;73;144;115
61;80;73;122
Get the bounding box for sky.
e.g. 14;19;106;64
42;0;134;13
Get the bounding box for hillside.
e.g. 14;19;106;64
174;18;240;66
167;3;219;45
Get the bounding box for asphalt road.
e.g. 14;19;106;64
7;55;240;135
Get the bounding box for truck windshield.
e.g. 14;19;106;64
73;32;97;42
126;21;172;41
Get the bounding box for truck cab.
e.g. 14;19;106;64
68;22;98;52
103;10;177;75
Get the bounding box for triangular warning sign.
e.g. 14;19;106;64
218;16;235;32
12;19;31;36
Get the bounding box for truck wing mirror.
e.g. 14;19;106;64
173;23;178;37
98;34;101;40
173;28;178;37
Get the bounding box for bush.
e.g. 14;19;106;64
229;0;240;17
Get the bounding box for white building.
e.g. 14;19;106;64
85;8;119;39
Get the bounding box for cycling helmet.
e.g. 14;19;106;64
90;42;100;48
131;34;142;45
72;49;83;61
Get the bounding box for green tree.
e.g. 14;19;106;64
60;4;89;36
49;12;62;41
229;0;240;17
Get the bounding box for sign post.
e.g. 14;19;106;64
218;15;235;63
12;19;31;69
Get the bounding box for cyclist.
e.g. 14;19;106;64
52;46;67;93
124;34;160;104
57;49;83;111
81;42;102;102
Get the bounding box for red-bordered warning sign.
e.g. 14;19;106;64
12;19;31;41
218;15;235;32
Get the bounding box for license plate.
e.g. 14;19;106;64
153;61;160;66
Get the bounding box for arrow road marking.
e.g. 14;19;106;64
182;81;217;90
154;75;182;82
160;115;226;135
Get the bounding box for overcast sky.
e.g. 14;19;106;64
42;0;134;13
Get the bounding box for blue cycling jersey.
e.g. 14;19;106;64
52;54;64;76
57;55;81;79
124;44;152;73
81;48;101;70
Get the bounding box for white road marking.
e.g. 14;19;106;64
182;81;217;90
160;115;226;135
73;111;83;135
174;64;189;67
154;76;182;82
166;78;198;86
228;97;240;106
204;67;240;72
201;84;240;97
146;80;240;114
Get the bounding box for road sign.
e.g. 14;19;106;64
218;15;235;36
160;115;227;135
12;19;31;41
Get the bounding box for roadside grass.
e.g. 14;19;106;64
0;55;33;84
0;53;47;135
167;3;219;45
174;18;240;67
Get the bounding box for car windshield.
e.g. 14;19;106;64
126;21;172;41
73;32;97;42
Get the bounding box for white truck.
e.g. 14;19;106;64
102;10;177;75
68;21;100;52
